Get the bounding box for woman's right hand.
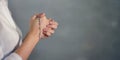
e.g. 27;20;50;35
28;13;47;39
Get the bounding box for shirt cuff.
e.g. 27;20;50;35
5;53;22;60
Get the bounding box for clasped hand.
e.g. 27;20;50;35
29;13;58;39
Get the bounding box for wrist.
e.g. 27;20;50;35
27;32;40;41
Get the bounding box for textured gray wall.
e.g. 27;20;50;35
8;0;120;60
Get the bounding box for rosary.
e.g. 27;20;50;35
36;17;42;39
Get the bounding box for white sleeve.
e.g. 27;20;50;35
0;21;22;60
4;53;22;60
0;47;4;59
0;46;22;60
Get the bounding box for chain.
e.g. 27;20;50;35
36;18;42;39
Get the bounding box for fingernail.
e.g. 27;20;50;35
38;13;46;18
41;13;45;16
49;22;53;25
42;13;45;16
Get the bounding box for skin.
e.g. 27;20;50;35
15;13;58;60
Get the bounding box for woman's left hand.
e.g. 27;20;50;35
42;18;58;38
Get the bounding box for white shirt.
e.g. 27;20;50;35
0;0;22;60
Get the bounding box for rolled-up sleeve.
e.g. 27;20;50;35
4;53;22;60
0;46;22;60
0;47;3;59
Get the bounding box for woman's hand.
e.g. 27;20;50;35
29;13;58;40
42;18;58;38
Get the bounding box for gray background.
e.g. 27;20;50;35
8;0;120;60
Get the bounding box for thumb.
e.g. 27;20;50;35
37;13;47;19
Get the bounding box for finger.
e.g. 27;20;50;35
43;31;52;37
31;14;38;20
43;28;54;33
30;14;37;24
37;13;48;20
36;13;45;18
49;19;54;25
49;30;55;34
46;24;58;30
49;21;58;26
43;28;55;34
41;33;48;39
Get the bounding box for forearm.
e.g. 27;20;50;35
15;32;40;60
